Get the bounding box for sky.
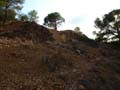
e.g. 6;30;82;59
22;0;120;38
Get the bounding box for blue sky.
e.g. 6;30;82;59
22;0;120;38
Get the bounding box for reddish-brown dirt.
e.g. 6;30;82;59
0;21;119;90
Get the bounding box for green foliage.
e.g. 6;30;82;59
0;0;6;7
0;8;16;24
44;12;65;30
7;9;16;21
28;10;39;22
94;9;120;43
74;26;83;35
3;0;24;10
18;14;28;21
17;10;39;22
0;0;25;24
74;27;80;32
0;8;4;23
108;41;120;49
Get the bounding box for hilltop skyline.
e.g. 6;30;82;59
22;0;120;38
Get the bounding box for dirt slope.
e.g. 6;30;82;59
0;21;119;90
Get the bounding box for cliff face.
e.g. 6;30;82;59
0;21;119;90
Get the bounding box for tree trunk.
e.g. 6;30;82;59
54;21;57;31
118;32;120;43
3;5;8;25
116;27;120;43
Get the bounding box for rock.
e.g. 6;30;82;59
42;56;58;72
79;79;91;89
76;48;87;55
79;85;86;90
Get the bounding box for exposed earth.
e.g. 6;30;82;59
0;21;119;90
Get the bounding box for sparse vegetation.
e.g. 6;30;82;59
0;0;120;90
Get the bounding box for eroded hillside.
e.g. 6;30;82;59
0;21;119;90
